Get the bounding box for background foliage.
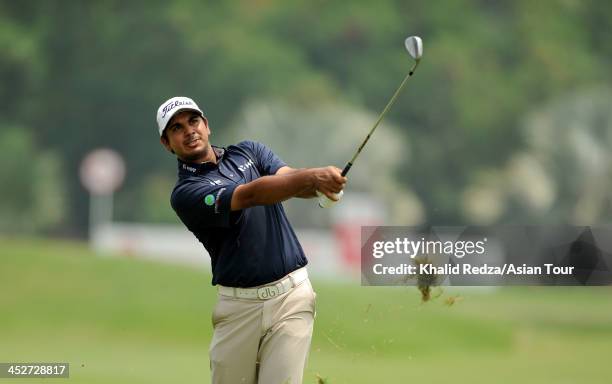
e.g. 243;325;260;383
1;0;611;235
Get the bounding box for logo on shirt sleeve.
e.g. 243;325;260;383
204;194;215;206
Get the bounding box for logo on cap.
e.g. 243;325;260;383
162;99;194;119
157;96;203;137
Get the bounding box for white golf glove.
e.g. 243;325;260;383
316;190;344;208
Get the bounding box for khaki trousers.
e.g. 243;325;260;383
210;276;316;384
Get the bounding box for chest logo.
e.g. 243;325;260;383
238;159;255;172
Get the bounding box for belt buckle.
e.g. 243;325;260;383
257;285;280;299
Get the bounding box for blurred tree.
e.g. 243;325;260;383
0;128;66;233
522;87;612;224
0;0;611;234
136;172;182;224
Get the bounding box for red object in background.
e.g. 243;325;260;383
333;220;381;271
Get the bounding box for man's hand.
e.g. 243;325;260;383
311;166;347;201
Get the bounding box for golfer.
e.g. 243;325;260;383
156;96;346;384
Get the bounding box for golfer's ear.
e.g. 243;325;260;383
202;116;211;134
160;136;174;153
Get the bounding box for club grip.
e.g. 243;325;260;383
341;162;353;177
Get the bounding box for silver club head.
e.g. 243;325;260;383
405;36;423;60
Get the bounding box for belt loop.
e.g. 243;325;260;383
289;274;296;287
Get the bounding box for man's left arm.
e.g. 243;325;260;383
276;166;317;198
243;141;332;199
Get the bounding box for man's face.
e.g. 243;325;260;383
160;110;212;162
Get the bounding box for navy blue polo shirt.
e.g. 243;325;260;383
170;140;308;287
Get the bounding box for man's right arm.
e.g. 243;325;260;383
230;167;346;211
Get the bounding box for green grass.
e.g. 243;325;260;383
1;237;611;383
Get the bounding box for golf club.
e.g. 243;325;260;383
318;35;423;208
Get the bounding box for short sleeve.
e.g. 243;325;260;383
171;181;239;228
239;141;286;176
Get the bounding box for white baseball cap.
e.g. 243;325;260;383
156;96;204;136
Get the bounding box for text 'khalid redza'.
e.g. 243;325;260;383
361;226;612;286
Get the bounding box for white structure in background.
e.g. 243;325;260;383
93;223;348;280
79;149;125;249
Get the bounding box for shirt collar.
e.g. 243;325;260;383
177;146;225;175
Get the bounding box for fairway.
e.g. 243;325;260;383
1;238;611;383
